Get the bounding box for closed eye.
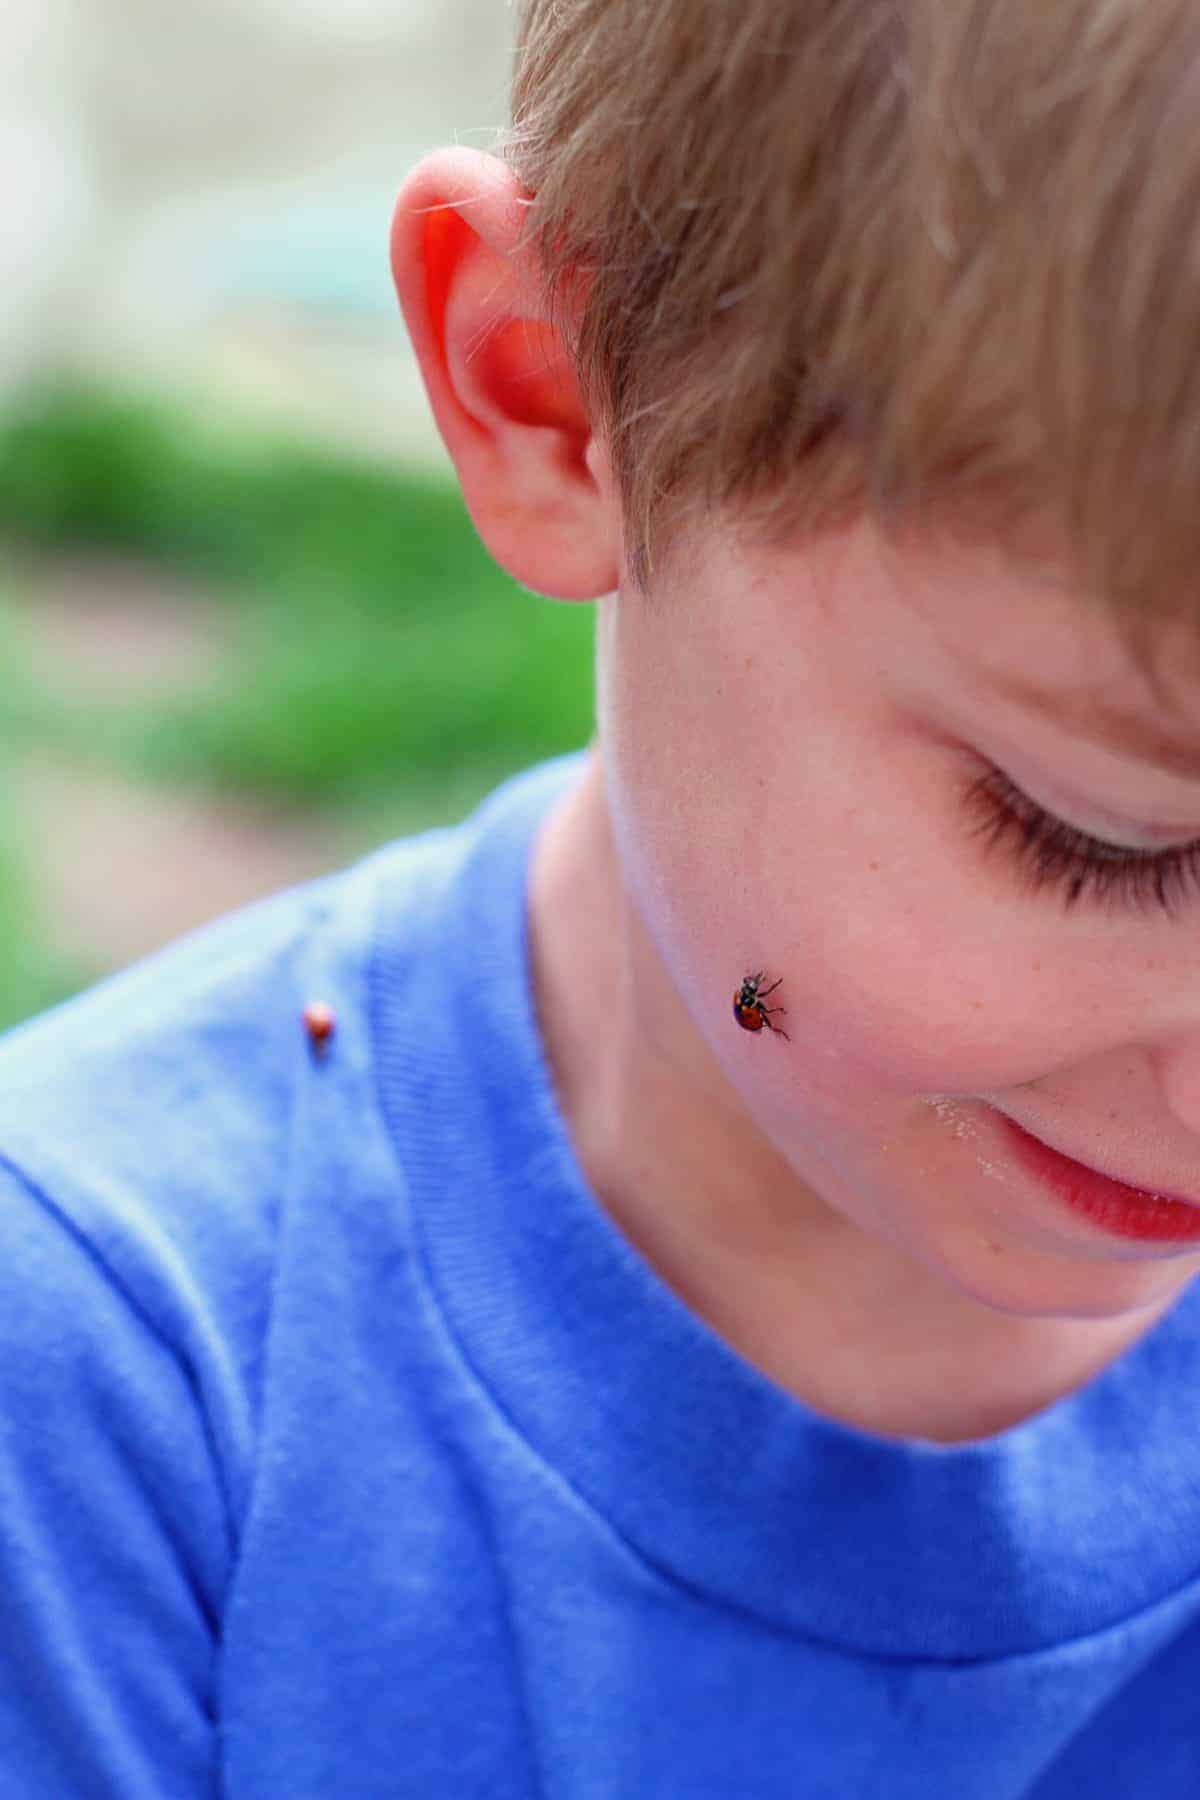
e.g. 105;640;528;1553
960;764;1200;920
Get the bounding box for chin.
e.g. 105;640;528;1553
943;1238;1190;1324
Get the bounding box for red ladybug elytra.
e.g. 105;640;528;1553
303;1001;336;1050
732;971;789;1040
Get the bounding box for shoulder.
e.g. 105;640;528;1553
0;821;451;1190
0;752;581;1455
0;846;405;1517
0;801;485;1366
0;765;580;1790
0;856;344;1272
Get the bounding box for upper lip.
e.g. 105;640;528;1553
999;1111;1200;1209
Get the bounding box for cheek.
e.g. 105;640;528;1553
767;883;1111;1117
600;596;1106;1105
714;821;1099;1121
602;640;772;982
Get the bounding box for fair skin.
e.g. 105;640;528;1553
390;147;1200;1443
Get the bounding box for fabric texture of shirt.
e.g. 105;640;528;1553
0;750;1199;1797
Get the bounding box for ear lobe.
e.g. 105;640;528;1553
390;147;620;601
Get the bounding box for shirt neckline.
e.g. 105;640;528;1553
371;753;1200;1658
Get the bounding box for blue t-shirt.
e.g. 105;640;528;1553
0;750;1199;1797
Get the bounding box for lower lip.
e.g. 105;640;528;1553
995;1114;1200;1243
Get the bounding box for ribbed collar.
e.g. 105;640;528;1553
370;754;1200;1658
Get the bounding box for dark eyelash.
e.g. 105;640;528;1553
961;766;1200;920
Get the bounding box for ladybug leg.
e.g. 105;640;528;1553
761;1002;790;1041
758;977;783;998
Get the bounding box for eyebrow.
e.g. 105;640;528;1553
987;671;1200;782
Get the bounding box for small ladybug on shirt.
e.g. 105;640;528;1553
303;1001;336;1055
732;971;789;1040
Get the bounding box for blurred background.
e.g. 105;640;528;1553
0;0;594;1029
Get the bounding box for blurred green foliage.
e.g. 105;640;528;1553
0;798;90;1032
0;377;596;806
0;580;96;1028
0;376;598;1024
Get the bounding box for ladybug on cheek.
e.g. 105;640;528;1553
732;971;789;1041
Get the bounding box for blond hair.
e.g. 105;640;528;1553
496;1;1200;680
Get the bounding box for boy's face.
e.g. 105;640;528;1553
595;501;1200;1324
390;148;1200;1353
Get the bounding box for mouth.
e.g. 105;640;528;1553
991;1111;1200;1244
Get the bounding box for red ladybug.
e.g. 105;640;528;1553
732;971;789;1040
303;1001;336;1053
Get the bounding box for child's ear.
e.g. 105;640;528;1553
390;147;619;601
